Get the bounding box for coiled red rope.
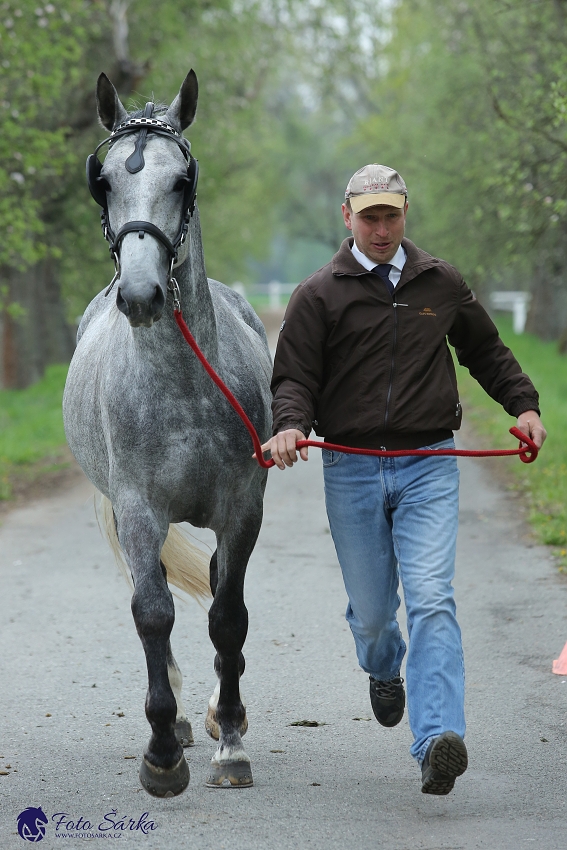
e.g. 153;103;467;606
174;309;539;469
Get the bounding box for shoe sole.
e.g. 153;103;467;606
421;731;468;796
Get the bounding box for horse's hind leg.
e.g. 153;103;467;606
206;507;262;788
167;642;194;747
116;504;189;797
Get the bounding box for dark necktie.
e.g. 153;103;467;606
371;263;394;295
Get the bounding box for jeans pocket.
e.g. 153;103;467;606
422;438;456;451
322;448;344;467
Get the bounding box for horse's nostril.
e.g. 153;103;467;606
151;285;166;317
116;287;130;315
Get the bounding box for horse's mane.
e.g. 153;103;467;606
126;101;169;119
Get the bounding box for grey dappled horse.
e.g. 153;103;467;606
63;70;272;796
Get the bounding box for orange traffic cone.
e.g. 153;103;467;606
552;642;567;675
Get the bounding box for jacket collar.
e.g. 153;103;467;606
332;237;442;290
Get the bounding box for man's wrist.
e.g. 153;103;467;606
273;424;307;438
511;400;541;418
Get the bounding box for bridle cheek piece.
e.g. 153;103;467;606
86;101;198;304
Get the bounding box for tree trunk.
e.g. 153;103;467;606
525;248;567;340
0;260;75;389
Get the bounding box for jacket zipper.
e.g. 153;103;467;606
384;301;405;429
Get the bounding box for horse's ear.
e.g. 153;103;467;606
96;73;129;131
166;70;198;131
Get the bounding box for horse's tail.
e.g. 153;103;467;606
97;495;212;601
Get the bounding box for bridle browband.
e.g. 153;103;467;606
86;101;199;302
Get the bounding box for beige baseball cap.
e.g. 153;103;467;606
345;164;407;213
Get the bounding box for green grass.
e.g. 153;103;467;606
456;315;567;553
0;364;69;499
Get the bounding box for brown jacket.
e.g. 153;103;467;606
271;237;540;450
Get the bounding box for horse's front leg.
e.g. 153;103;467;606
205;508;262;788
116;504;189;797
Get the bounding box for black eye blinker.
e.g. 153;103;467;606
97;176;111;193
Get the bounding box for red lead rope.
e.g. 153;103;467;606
174;309;539;469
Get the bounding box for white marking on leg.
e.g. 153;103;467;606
208;680;220;711
168;659;188;722
208;680;246;710
212;745;250;764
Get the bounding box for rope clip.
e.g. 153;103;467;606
167;258;181;311
104;252;121;297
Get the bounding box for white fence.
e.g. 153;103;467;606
232;281;299;309
489;291;532;334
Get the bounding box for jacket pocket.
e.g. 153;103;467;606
445;350;462;424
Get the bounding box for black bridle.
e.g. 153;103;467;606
86;101;199;298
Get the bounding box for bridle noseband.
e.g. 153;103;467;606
86;101;198;304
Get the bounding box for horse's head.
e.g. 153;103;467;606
91;71;198;327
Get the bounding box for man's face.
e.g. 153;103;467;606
342;201;408;264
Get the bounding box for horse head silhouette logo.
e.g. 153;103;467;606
17;807;48;842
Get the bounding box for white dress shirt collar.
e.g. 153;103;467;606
351;239;406;272
350;239;407;287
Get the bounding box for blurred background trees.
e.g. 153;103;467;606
2;0;567;387
361;0;567;341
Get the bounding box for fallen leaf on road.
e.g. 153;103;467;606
288;720;327;727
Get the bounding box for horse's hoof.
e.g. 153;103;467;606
205;759;253;788
205;707;248;741
139;754;189;798
175;719;194;747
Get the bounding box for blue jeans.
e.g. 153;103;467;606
322;440;464;763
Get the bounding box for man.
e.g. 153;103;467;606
261;163;547;795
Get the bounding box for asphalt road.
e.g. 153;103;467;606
1;450;567;849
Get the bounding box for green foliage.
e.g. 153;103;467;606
0;0;101;267
456;315;567;548
0;284;25;317
467;0;567;240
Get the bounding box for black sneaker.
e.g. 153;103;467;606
369;676;405;727
421;731;468;795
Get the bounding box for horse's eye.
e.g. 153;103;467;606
97;177;111;193
172;178;188;193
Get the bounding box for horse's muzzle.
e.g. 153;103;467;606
116;282;166;327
